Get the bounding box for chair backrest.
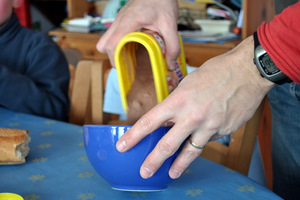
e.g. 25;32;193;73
242;0;275;39
68;59;111;125
200;98;266;175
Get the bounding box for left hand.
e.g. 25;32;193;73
96;0;180;70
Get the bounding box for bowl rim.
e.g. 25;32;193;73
83;125;172;129
83;124;132;127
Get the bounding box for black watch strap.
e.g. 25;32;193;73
253;31;292;85
253;31;260;50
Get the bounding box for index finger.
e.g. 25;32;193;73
116;99;175;152
96;19;140;67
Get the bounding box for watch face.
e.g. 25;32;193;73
259;53;280;75
254;39;291;84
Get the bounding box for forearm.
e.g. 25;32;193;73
0;65;69;121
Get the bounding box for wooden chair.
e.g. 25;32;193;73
200;98;266;175
68;59;112;125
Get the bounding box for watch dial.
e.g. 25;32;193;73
261;54;278;74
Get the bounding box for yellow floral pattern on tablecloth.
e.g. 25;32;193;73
24;194;40;200
225;168;236;173
184;169;191;175
44;120;56;125
130;192;148;198
41;131;53;136
183;169;203;197
32;157;48;162
38;144;51;149
78;171;93;178
29;175;46;182
78;156;88;162
186;189;203;197
78;142;84;147
77;192;95;200
8;122;20;126
238;184;255;192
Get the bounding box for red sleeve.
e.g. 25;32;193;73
13;0;32;28
257;1;300;84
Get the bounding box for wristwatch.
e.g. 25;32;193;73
253;31;292;84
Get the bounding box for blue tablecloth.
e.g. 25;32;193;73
0;107;282;200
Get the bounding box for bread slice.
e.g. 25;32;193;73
0;128;30;164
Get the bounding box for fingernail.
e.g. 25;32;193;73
168;60;177;71
169;168;181;179
140;166;153;179
116;139;127;152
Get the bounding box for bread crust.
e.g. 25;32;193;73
0;128;30;164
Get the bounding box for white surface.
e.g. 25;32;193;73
194;19;236;33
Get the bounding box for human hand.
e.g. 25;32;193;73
116;36;275;179
96;0;180;70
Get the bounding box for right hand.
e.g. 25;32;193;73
115;36;275;179
96;0;180;70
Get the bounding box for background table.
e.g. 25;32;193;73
0;107;281;200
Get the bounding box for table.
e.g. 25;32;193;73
0;107;281;200
48;29;241;68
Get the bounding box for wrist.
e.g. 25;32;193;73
229;36;275;94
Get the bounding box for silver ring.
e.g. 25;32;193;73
189;138;205;150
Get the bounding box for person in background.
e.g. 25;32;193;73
97;0;300;199
0;0;70;121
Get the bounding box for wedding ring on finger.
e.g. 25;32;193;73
189;138;205;150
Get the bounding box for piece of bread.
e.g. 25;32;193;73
0;128;30;164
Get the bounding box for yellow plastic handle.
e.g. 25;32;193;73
115;31;187;112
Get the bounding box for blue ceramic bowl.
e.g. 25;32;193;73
83;125;178;191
